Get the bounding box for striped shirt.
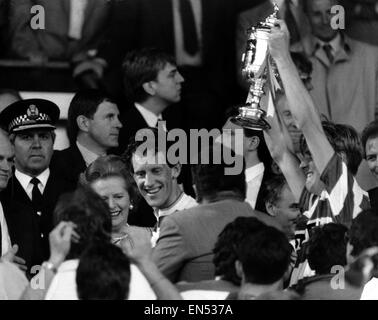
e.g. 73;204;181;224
290;153;370;286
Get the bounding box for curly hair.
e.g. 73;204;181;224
81;155;141;211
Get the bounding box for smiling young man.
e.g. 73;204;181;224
0;99;71;276
124;128;197;246
51;90;123;190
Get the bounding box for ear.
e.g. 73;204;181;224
247;136;260;152
235;260;244;279
142;81;156;96
171;163;182;179
77;115;90;133
265;201;277;217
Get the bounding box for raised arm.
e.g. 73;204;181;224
263;93;305;201
268;20;335;175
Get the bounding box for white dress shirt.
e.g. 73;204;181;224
15;168;50;200
0;202;11;256
76;141;104;167
245;162;265;209
316;33;342;60
134;103;166;130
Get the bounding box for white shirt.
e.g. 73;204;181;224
15;168;50;200
172;0;202;66
151;192;197;247
76;141;104;167
0;202;11;256
316;33;342;59
134;103;166;130
45;259;157;300
245;163;265;209
68;0;88;40
360;277;378;300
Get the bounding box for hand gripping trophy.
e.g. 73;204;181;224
232;4;280;130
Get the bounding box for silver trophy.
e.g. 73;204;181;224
232;4;280;130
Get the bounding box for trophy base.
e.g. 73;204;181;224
231;106;271;131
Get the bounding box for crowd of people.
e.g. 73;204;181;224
0;0;378;300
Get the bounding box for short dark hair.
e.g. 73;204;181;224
190;145;246;202
76;241;131;300
213;217;266;286
53;187;112;260
123;127;177;174
299;121;363;175
349;209;378;257
308;223;348;275
67;89;115;144
122;48;176;103
261;174;287;206
236;224;292;285
82;155;140;211
224;106;274;178
361;120;378;159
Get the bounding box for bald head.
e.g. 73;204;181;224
0;129;14;191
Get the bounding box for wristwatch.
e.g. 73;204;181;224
41;261;58;274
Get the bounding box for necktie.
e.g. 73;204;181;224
323;44;334;64
31;177;43;212
179;0;199;55
284;0;301;44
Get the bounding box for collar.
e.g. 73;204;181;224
245;162;265;183
76;141;104;167
157;192;197;219
134;103;162;128
56;259;79;273
15;168;50;190
312;33;352;58
315;33;342;55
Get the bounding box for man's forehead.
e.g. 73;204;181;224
17;128;53;135
366;137;378;151
132;150;168;167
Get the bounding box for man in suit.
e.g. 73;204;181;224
0;99;71;276
8;0;111;62
76;0;266;128
152;144;281;283
51;90;122;190
117;48;184;154
221;107;275;212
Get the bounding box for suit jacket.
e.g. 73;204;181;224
368;187;378;215
98;0;264;102
0;170;71;274
50;144;87;192
9;0;111;60
152;196;282;283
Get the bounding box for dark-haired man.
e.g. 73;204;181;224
51;90;122;189
0;99;71;275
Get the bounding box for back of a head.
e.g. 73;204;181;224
67;89;113;144
122;48;176;103
349;209;378;258
53;187;112;259
236;224;291;285
76;241;131;300
191;144;246;203
299;121;362;175
0;88;21;116
308;223;348;275
213;217;267;286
